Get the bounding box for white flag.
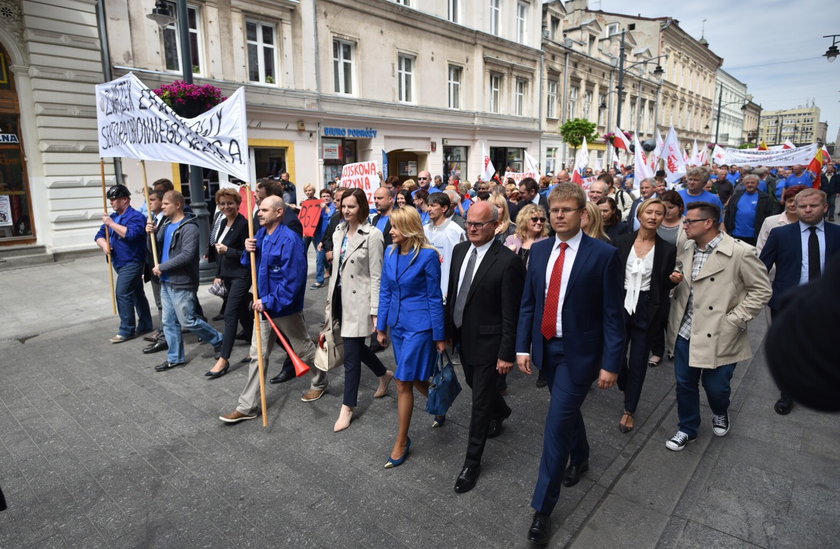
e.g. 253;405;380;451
634;134;654;184
662;126;686;184
96;73;250;182
524;150;540;175
572;137;589;184
690;140;700;166
481;143;496;181
712;145;726;165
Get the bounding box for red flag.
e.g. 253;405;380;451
808;147;832;189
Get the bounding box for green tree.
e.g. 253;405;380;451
559;118;599;155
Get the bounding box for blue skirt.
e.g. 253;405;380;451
391;325;436;382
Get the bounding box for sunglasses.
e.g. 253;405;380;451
530;217;547;223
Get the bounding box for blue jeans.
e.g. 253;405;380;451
114;262;153;337
315;248;327;284
673;336;736;438
161;283;223;364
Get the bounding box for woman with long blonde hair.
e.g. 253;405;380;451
504;203;549;266
376;207;446;468
581;201;610;242
489;192;515;243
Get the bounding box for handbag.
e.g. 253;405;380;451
314;319;344;371
426;351;462;416
208;280;227;298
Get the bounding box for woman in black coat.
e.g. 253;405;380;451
614;198;676;433
206;189;252;379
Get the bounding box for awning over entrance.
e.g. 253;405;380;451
384;136;430;153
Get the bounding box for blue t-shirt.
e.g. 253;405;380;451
679;190;724;222
161;220;182;281
757;180;768;193
776;172;815;200
726;172;741;185
733;191;760;237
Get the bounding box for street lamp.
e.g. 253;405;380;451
823;35;840;62
147;0;214;280
712;86;747;145
614;30;666;130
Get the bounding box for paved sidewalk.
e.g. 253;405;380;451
0;256;837;548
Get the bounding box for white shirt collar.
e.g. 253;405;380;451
554;230;583;251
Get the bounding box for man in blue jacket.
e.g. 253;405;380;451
148;191;223;371
95;184;153;343
220;195;318;423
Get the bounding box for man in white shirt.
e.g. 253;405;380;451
424;193;466;300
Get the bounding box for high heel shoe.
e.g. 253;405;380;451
384;438;411;468
373;370;394;398
206;364;229;379
432;415;446;428
334;405;353;432
619;411;634;433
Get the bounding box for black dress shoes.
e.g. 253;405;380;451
487;418;504;438
774;395;793;415
269;368;295;384
454;465;481;493
527;511;551;545
154;361;185;372
562;459;589;487
206;364;229;379
142;340;168;354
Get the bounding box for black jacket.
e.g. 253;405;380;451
213;214;249;279
723;190;779;238
615;232;677;340
321;211;343;253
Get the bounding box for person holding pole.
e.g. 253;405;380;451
147;191;223;371
219;195;318;424
95;184;153;343
142;190;169;354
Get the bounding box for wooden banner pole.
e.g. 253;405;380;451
245;185;269;427
100;159;117;315
139;160;160;268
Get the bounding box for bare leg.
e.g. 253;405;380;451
391;380;414;459
414;380;430;398
210;357;228;373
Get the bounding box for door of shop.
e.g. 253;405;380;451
0;45;35;243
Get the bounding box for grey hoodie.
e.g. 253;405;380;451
156;213;200;290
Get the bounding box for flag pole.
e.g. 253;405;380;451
100;159;117;315
245;185;270;427
139;160;160;268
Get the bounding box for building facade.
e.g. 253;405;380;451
713;68;747;147
758;105;823;146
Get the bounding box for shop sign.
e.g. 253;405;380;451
322;141;341;160
0;134;19;144
324;127;378;138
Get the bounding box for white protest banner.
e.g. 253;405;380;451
340;161;379;204
503;172;539;184
95;73;250;181
721;144;817;167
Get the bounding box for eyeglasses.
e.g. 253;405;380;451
417;177;430;180
682;217;710;225
549;207;582;215
465;220;494;229
530;217;547;223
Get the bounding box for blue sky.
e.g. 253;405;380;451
595;0;840;144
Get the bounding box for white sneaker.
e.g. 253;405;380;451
666;431;696;451
712;414;730;437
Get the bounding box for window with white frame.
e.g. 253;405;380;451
583;89;593;121
568;86;579;119
516;2;527;43
489;73;502;113
333;39;354;94
490;0;501;35
546;80;557;119
545;147;558;174
515;78;527;116
246;20;277;84
448;65;462;109
448;0;459;23
598;93;607;125
397;54;415;103
606;23;619;36
162;2;202;74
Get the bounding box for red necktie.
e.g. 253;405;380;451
541;242;569;340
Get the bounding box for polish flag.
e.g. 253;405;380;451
572;137;589;184
612;126;630;151
782;138;796;150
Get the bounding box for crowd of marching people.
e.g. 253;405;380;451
95;157;839;545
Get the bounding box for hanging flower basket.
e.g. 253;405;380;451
154;81;225;118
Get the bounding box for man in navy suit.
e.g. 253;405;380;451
516;183;624;545
759;188;840;414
